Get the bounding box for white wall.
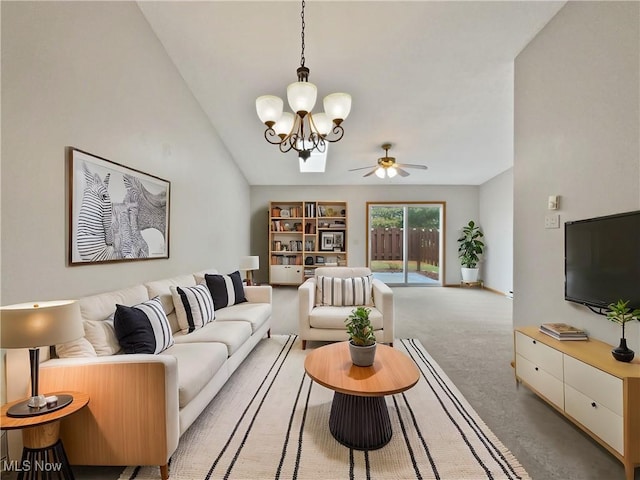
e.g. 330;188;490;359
479;168;513;295
514;1;640;350
1;2;251;404
250;184;494;287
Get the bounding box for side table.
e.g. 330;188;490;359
1;391;89;480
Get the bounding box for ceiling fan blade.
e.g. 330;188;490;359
396;163;428;170
349;165;378;172
363;168;378;177
396;168;410;177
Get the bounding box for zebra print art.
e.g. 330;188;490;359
69;148;170;265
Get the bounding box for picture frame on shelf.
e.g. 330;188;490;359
320;232;335;251
68;147;170;266
315;256;325;264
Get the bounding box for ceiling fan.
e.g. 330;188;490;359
349;143;428;178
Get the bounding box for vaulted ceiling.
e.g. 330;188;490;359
138;1;565;186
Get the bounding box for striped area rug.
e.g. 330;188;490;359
120;336;529;480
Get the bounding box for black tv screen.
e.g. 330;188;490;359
564;210;640;311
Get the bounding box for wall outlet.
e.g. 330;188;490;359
545;214;560;229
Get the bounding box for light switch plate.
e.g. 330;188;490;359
545;214;560;229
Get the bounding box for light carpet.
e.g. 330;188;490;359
119;335;529;480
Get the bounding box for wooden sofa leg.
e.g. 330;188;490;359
267;328;271;338
160;463;169;480
302;340;307;350
389;341;393;348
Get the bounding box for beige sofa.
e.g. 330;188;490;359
298;267;394;349
34;268;271;480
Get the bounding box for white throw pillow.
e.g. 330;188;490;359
84;315;121;356
316;275;373;307
56;337;98;358
170;284;215;334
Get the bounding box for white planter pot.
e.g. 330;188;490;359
461;267;479;283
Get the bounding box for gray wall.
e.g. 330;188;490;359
1;2;251;404
1;1;251;304
250;184;507;288
514;1;640;350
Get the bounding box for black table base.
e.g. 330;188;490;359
17;439;75;480
328;392;392;450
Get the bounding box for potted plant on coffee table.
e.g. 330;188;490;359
457;220;485;283
607;299;640;362
345;307;377;367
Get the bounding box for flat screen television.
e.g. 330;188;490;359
564;210;640;311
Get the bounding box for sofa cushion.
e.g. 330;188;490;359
316;275;373;307
84;316;121;356
309;306;383;330
192;268;219;285
205;271;247;310
173;321;252;356
56;337;97;358
114;297;175;354
145;273;197;322
170;284;215;334
161;342;228;408
214;302;271;333
79;284;149;322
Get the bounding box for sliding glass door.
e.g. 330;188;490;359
367;203;443;285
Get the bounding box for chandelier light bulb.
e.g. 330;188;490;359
273;112;295;138
375;167;386;179
256;95;284;126
287;81;317;115
387;166;398;178
323;93;352;124
310;112;332;136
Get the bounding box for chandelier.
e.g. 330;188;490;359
255;0;351;161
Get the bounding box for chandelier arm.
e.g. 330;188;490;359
323;125;345;143
264;128;286;146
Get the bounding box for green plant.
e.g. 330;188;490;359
457;220;485;268
607;299;640;339
345;307;376;346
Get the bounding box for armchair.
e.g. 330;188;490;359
298;267;394;349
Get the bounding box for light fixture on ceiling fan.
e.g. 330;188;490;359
349;144;428;178
255;0;352;162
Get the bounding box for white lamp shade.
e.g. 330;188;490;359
287;81;317;114
323;92;352;122
273;112;295;137
239;256;260;271
0;300;83;349
375;167;386;179
256;95;284;125
310;112;332;135
387;166;398;178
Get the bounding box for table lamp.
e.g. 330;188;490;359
0;300;83;417
239;256;260;286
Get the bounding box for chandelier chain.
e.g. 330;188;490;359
300;0;306;68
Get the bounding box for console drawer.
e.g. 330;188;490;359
515;331;563;380
564;355;622;416
565;384;623;454
516;353;564;409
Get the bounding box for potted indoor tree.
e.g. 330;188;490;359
345;307;377;366
607;299;640;362
457;220;485;283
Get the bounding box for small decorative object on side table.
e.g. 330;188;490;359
1;391;90;480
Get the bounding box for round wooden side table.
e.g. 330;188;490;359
1;391;89;480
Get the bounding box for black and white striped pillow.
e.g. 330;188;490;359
205;271;247;310
114;296;174;354
316;275;373;307
170;284;215;333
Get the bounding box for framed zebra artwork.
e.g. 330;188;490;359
68;147;170;265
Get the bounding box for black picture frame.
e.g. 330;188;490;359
320;230;345;251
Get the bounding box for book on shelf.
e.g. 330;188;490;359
539;323;588;341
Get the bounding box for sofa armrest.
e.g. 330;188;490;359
298;278;316;330
244;285;272;304
38;355;179;467
372;279;395;344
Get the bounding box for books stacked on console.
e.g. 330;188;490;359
539;323;588;341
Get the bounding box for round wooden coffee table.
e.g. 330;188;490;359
304;342;420;450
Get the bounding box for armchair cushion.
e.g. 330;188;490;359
309;306;384;330
316;275;373;307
